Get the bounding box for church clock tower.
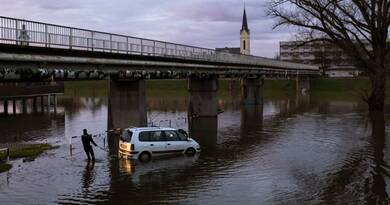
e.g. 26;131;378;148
240;8;250;55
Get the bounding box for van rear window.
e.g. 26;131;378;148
121;130;132;142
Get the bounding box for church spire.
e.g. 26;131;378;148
241;7;250;34
240;4;250;55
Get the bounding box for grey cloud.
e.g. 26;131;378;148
38;0;80;10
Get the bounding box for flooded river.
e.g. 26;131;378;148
0;80;389;204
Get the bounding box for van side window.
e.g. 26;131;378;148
164;131;180;141
150;131;164;141
139;131;150;141
121;130;132;142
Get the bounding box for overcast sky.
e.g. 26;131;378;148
0;0;297;57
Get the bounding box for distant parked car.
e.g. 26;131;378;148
119;127;201;162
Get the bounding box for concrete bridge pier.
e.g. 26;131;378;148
33;97;37;112
296;76;311;93
53;94;57;113
46;95;51;112
22;98;27;113
12;99;16;114
240;77;264;137
188;76;219;117
108;78;147;154
187;76;218;149
40;96;44;113
3;99;8;114
241;77;264;106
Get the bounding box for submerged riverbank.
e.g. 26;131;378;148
0;143;57;173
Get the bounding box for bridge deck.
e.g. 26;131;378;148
0;16;318;73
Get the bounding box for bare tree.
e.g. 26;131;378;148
269;0;390;112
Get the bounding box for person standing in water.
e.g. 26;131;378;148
81;129;97;161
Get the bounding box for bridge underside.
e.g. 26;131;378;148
0;44;318;82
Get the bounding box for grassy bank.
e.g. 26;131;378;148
64;80;108;97
0;143;57;173
63;77;383;98
311;78;371;92
0;163;12;173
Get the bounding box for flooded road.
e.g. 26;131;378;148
0;80;389;204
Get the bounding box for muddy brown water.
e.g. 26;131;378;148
0;82;389;204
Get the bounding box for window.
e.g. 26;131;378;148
139;131;165;142
243;40;246;50
121;130;132;142
150;131;164;141
177;129;188;141
139;131;150;141
164;131;180;141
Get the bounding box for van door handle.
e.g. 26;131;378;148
167;143;171;145
150;144;154;146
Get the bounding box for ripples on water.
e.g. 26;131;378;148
0;83;389;204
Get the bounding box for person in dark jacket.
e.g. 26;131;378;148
81;129;97;161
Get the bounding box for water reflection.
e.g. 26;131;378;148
0;112;64;143
118;155;199;185
2;80;390;204
366;113;389;204
189;116;218;150
82;161;95;190
240;104;263;136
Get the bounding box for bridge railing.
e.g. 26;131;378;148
0;16;318;72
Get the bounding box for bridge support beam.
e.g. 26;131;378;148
33;97;37;112
40;96;44;113
241;77;264;106
296;76;311;93
187;76;218;148
47;95;51;112
108;79;147;128
53;94;57;113
12;99;16;114
108;78;147;154
22;98;27;114
3;99;8;114
188;76;218;117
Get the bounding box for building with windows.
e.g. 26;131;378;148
216;8;251;55
279;41;363;77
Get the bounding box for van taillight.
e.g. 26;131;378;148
130;144;135;151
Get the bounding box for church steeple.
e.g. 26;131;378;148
241;8;250;34
240;6;250;55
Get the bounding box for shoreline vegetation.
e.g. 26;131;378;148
0;144;57;173
63;77;386;98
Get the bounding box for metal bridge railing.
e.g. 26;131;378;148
0;16;318;72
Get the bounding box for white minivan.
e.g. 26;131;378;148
119;127;201;161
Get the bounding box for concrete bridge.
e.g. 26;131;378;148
0;16;319;151
0;16;318;80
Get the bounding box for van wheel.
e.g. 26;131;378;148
185;148;196;156
139;152;151;162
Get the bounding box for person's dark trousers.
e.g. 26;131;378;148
83;146;95;161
